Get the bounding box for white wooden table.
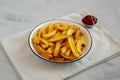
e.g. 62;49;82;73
0;0;120;80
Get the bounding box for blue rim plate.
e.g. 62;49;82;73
28;19;92;63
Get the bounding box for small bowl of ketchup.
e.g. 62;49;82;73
82;15;97;28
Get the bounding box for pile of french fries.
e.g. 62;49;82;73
32;23;86;62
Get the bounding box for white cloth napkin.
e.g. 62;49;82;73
1;9;120;80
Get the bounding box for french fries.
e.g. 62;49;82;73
55;23;69;30
42;30;57;38
32;23;86;62
68;36;80;57
54;42;61;56
49;35;68;42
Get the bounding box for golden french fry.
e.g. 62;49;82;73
32;43;52;59
70;25;77;32
32;36;40;44
32;43;41;53
46;47;53;54
60;53;69;59
65;49;71;56
74;31;83;44
67;53;76;60
62;24;69;30
49;35;68;42
37;45;48;54
41;43;49;49
38;45;53;58
42;30;57;38
39;37;48;44
48;23;54;32
61;31;67;35
67;28;74;36
76;36;85;53
54;42;61;56
55;23;69;30
76;40;82;53
61;46;67;53
75;28;81;39
36;29;42;37
39;37;54;46
68;36;80;57
54;32;61;37
41;27;47;35
60;52;76;60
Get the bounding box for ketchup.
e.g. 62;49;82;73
82;15;97;25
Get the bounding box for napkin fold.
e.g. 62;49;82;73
1;9;120;80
